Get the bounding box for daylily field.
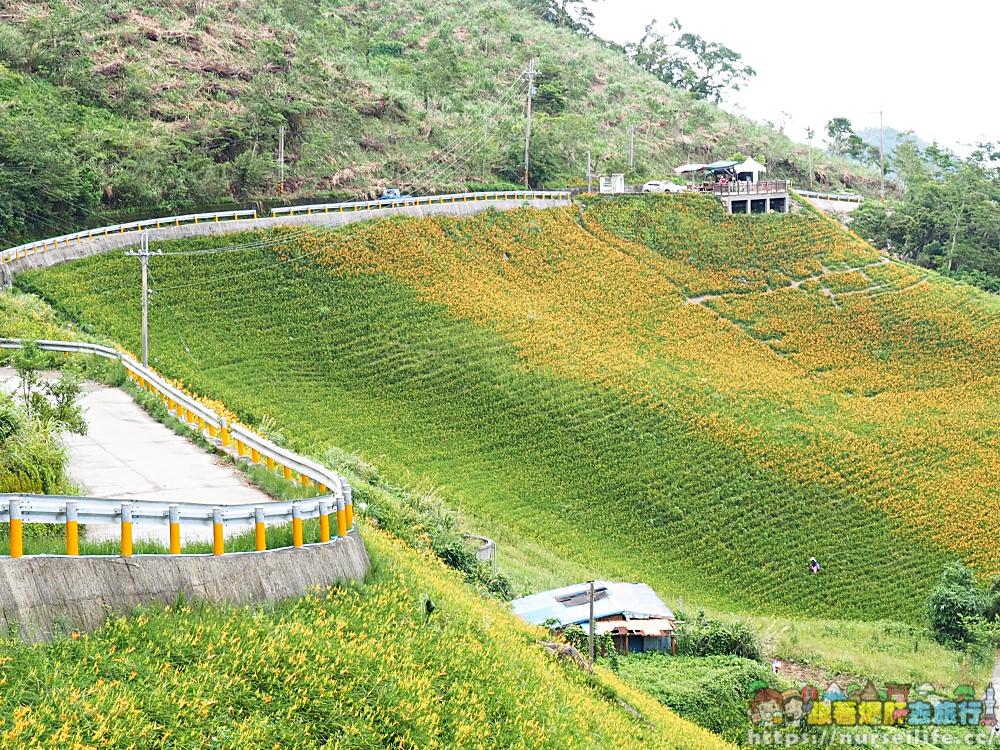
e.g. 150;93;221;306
18;194;1000;622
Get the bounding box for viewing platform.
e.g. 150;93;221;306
699;180;791;214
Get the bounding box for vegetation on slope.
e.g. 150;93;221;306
20;197;1000;625
0;0;875;243
850;139;1000;293
0;525;735;750
0;293;96;494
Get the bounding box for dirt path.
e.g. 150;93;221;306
684;257;893;306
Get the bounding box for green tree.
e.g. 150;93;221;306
625;20;755;104
12;341;87;435
927;562;989;647
825;117;880;165
521;0;602;35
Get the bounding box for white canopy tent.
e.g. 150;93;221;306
735;157;767;182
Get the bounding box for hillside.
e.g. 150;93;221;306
18;195;1000;625
0;519;735;749
0;0;877;242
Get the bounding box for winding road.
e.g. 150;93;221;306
1;368;269;544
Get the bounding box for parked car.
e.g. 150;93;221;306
379;188;413;200
641;180;686;194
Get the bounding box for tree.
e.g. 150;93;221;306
11;341;87;435
625;19;755;104
521;0;601;35
927;562;989;647
825;117;880;165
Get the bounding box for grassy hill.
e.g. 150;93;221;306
0;521;735;749
18;195;1000;627
0;0;876;242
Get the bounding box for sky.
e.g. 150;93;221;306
590;1;997;154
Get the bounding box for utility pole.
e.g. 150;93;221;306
586;149;592;193
806;127;814;190
278;125;285;196
523;59;537;189
482;120;488;182
879;109;885;203
125;231;162;367
588;580;596;665
628;124;635;170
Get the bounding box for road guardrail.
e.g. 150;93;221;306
0;338;355;557
270;190;571;216
795;190;864;204
0;210;258;266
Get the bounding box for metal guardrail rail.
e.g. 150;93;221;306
270;190;570;216
0;338;355;557
0;210;258;265
794;190;864;204
0;192;572;266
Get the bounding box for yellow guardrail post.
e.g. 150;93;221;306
251;448;260;464
336;493;347;538
318;501;330;543
121;503;133;558
220;419;230;448
212;506;224;556
255;506;266;551
169;504;181;554
344;483;354;529
299;473;310;487
283;465;292;481
9;498;23;558
266;456;275;472
237;440;246;458
66;500;79;556
292;503;303;548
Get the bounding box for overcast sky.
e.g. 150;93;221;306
590;1;995;154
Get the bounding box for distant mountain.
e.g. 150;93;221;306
857;126;930;154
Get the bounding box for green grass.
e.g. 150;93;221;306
0;525;735;749
15;209;961;623
13;198;999;690
17;241;945;616
755;616;982;687
614;654;777;745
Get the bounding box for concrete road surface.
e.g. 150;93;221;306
1;368;271;545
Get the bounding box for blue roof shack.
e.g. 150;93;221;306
511;581;676;655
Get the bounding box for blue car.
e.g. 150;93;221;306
379;188;413;200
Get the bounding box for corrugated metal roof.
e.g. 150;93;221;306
510;581;674;627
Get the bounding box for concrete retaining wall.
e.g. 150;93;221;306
2;198;570;279
0;531;370;641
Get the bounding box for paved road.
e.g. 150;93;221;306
1;368;270;544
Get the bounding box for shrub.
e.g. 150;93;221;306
675;611;762;661
927;562;990;647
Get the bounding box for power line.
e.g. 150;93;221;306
396;77;527;190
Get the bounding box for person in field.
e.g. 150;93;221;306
809;557;820;575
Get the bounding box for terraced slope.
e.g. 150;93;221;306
18;195;1000;622
0;524;731;749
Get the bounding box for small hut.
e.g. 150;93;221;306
511;581;676;655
